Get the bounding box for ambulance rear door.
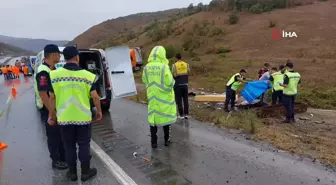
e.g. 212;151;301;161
105;46;137;99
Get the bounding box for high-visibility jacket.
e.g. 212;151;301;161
1;67;7;74
14;66;19;76
50;67;96;125
271;71;284;92
142;46;177;126
23;66;28;75
34;64;51;109
130;49;136;67
226;73;242;91
283;71;301;95
172;61;189;85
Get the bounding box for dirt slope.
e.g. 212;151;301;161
110;1;336;108
71;8;186;48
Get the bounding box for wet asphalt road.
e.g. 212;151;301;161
0;75;336;185
0;76;119;185
97;100;336;185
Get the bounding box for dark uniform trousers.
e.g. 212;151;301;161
174;85;189;116
224;87;236;110
272;90;283;105
60;124;92;169
150;125;170;144
283;95;296;120
40;107;66;162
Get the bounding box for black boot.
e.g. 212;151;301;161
164;127;171;147
164;139;171;147
81;163;97;182
150;126;158;149
52;161;68;170
66;166;78;181
151;143;158;148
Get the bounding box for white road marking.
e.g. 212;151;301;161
91;140;138;185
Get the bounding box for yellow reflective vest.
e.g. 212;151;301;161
226;73;241;91
34;64;51;109
142;46;177;126
50;67;96;125
283;71;301;95
271;71;284;92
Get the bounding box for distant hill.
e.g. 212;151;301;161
0;42;35;56
70;8;186;48
0;35;68;53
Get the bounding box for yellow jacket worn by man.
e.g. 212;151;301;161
142;46;176;148
171;53;190;119
269;65;285;104
49;46;102;182
280;62;301;123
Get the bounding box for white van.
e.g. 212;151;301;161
34;46;137;111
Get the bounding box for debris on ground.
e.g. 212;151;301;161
314;120;325;124
143;157;150;162
299;117;310;120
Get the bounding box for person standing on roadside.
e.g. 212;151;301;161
142;46;176;148
269;65;285;104
171;53;190;119
1;66;8;80
49;46;102;182
224;69;247;112
280;62;301;123
34;44;67;170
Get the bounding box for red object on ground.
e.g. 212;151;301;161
0;142;7;150
11;86;17;99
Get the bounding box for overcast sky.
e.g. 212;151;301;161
0;0;211;41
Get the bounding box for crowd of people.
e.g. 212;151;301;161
224;61;301;123
0;60;30;80
32;44;301;182
142;46;301;150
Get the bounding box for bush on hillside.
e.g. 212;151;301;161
165;45;180;59
193;21;210;36
209;27;225;36
182;35;201;51
249;3;264;13
228;13;239;25
144;20;159;32
125;31;136;41
215;45;232;54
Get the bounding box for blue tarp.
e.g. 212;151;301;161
241;80;272;103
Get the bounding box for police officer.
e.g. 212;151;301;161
48;46;102;181
171;53;190;119
224;69;247;112
280;62;301;123
269;65;285;104
142;46;176;148
34;44;67;170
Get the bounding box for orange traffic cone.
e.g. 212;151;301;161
0;142;7;150
11;86;17;99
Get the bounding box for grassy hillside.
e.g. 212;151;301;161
0;42;35;56
93;0;335;109
72;0;336;166
71;8;187;48
0;35;68;53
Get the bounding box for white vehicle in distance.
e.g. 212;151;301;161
34;45;137;111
